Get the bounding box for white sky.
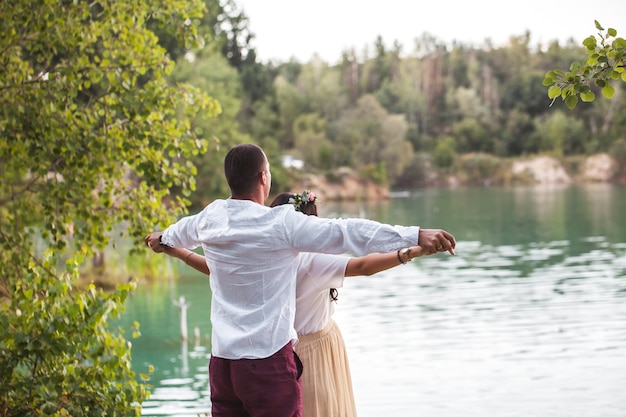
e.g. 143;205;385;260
234;0;626;64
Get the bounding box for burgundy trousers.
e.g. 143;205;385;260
209;342;303;417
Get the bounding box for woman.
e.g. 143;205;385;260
162;190;426;417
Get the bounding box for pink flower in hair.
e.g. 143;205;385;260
291;190;318;212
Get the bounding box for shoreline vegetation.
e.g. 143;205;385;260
288;152;625;202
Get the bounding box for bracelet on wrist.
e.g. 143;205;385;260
397;247;412;264
397;249;407;264
184;251;194;265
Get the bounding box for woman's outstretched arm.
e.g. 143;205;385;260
163;247;210;275
345;246;425;277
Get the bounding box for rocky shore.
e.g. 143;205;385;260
510;153;620;185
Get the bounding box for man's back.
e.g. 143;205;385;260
161;198;419;359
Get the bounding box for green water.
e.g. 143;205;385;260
120;183;626;417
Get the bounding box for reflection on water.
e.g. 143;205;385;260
123;185;626;417
338;237;626;417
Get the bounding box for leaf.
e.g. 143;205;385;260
580;91;595;102
602;83;615;98
565;95;578;109
547;85;561;99
582;36;597;49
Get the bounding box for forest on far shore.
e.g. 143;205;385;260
165;1;626;209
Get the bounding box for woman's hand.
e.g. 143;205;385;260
144;232;166;253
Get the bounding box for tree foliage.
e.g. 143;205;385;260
168;47;248;208
544;21;626;109
0;0;219;414
330;94;413;183
0;251;145;416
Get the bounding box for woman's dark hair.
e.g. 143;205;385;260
269;192;293;208
270;191;337;302
224;144;266;195
269;192;317;216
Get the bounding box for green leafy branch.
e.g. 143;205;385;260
543;20;626;109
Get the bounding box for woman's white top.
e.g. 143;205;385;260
295;253;349;336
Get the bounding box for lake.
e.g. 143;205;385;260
121;183;626;417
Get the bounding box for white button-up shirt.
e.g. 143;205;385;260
161;198;419;359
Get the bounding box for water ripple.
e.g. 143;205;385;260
334;239;626;417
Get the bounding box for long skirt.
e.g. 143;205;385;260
294;319;358;417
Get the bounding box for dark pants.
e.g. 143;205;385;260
209;342;303;417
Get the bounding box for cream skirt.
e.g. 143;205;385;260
294;320;357;417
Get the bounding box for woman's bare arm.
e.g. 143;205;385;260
345;246;425;277
163;247;210;275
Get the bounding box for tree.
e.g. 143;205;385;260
168;47;248;209
293;113;331;168
332;95;412;183
306;65;349;122
0;0;218;415
544;21;626;109
149;0;221;61
533;110;585;155
275;74;309;148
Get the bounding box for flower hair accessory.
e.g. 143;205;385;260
288;190;318;212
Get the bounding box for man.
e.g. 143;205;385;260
145;143;455;417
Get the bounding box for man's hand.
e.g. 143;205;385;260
144;232;166;253
418;229;456;255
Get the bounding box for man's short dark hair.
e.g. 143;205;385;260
224;144;266;195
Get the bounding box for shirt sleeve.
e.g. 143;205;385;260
160;212;201;249
284;210;419;256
